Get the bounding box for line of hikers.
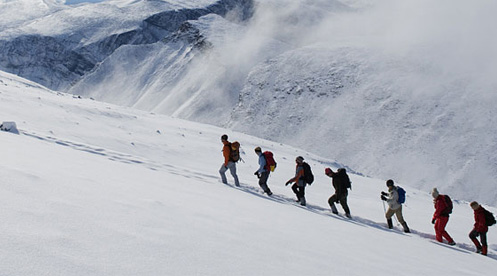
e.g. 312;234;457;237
218;135;494;256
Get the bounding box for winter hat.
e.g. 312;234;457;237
470;201;480;210
254;147;262;152
325;168;332;175
296;156;304;162
221;134;228;141
386;179;394;187
431;188;439;199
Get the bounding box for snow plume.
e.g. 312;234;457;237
221;0;497;205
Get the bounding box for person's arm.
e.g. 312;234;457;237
286;167;304;185
257;154;266;173
223;145;230;167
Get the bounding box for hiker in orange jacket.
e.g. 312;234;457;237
431;188;455;245
219;134;240;187
469;201;488;255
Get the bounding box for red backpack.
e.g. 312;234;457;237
263;151;277;172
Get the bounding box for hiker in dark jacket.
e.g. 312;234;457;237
219;134;240;187
325;168;351;218
254;147;272;196
285;156;306;206
431;188;455;245
469;201;488;255
381;179;410;233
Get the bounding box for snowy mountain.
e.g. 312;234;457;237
1;67;497;275
1;0;497;206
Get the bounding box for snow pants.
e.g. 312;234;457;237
469;229;487;247
434;216;454;243
258;171;272;194
219;161;240;186
385;205;406;224
328;193;350;215
291;180;306;205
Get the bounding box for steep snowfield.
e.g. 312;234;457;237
1;71;497;275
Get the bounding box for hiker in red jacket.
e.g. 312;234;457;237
431;188;455;245
469;201;488;255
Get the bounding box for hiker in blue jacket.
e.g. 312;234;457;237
254;147;272;196
381;179;410;233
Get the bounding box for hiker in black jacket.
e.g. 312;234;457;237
325;168;351;218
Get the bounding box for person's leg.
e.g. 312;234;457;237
395;207;410;233
385;208;395;229
434;218;444;242
259;171;271;194
292;184;300;201
439;217;455;244
219;164;228;184
339;194;351;216
480;232;487;255
328;194;338;214
298;182;306;206
227;162;240;186
469;229;482;252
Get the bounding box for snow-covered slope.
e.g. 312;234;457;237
1;69;497;275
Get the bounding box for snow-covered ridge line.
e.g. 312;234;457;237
0;0;253;90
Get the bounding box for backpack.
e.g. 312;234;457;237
229;141;240;162
483;209;496;226
338;168;351;190
397;186;406;204
442;195;453;215
262;151;277;172
302;162;314;185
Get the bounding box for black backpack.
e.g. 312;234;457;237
483;208;496;226
337;168;351;190
442;195;453;215
302;162;314;184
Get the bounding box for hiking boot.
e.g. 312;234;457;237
482;246;487;256
476;247;482;254
267;191;273;196
330;204;338;215
401;222;410;233
300;197;306;206
448;241;456;246
345;213;352;219
387;219;393;229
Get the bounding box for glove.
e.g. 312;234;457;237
381;195;387;201
285;181;291;186
432;218;436;224
254;171;259;176
381;191;388;196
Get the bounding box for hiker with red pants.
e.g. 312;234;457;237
469;201;488;255
431;188;456;245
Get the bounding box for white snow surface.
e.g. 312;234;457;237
1;71;497;274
